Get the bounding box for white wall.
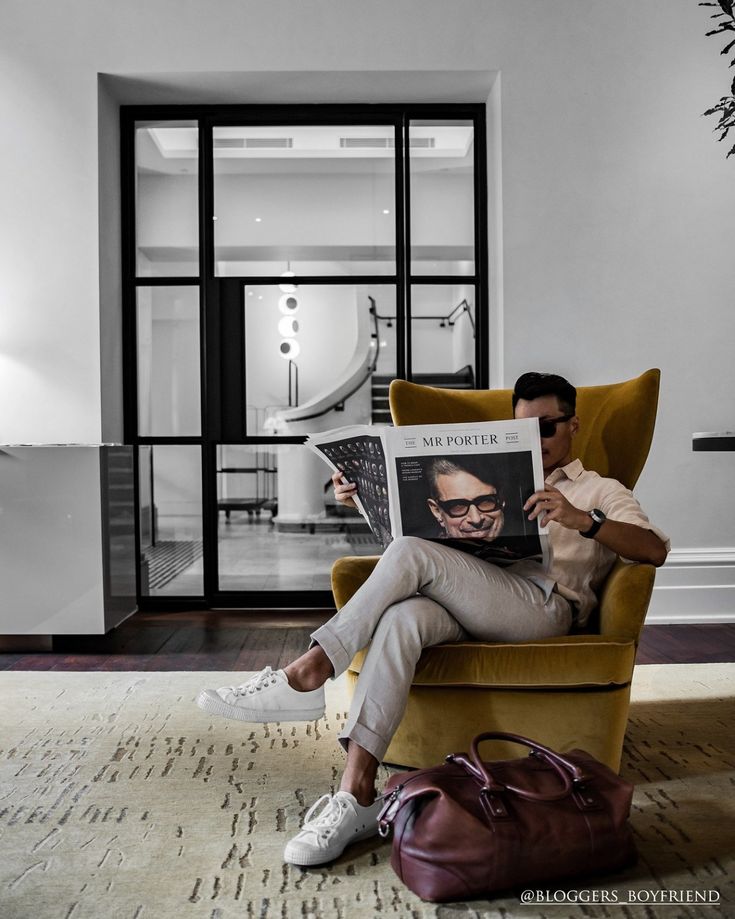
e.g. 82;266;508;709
2;0;734;618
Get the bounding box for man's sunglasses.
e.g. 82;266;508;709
538;414;574;438
435;494;504;519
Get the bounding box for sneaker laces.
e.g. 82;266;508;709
229;666;279;697
299;794;350;843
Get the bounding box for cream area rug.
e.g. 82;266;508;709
1;665;733;919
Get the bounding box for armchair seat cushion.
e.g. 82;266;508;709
349;634;636;689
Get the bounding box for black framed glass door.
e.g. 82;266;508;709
122;104;488;608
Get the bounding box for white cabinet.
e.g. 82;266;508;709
0;446;137;636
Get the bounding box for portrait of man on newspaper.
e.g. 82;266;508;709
426;456;506;541
399;452;541;563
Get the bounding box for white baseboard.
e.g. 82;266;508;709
646;548;735;624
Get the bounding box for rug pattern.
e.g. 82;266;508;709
0;666;733;918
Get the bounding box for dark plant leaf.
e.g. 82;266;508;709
702;4;735;158
703;98;733;114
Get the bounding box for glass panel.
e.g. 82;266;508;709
139;445;203;596
410;285;476;384
409;120;475;276
243;284;396;436
217;443;382;591
136;286;201;436
213;125;396;276
135;121;199;277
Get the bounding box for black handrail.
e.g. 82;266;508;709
272;296;474;425
368;296;380;373
445;299;475;336
373;297;475;337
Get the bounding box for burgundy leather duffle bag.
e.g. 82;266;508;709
377;731;637;902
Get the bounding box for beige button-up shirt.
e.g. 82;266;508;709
512;459;670;627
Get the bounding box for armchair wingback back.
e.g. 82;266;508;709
389;368;660;490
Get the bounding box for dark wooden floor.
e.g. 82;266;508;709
1;611;734;670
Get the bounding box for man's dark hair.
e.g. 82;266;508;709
512;372;576;415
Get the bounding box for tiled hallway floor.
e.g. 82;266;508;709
150;515;383;595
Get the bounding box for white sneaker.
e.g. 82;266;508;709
284;791;383;866
196;666;325;723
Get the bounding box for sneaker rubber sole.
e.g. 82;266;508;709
196;688;324;723
283;821;379;866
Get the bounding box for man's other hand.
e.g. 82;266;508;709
332;471;358;509
524;485;589;531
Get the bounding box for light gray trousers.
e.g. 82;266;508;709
310;536;572;763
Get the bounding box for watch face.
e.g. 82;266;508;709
591;509;606;524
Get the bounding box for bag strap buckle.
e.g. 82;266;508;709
377;786;403;837
571;780;604;811
480;784;511;819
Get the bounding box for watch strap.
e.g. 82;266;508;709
580;509;606;539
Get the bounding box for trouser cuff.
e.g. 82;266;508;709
309;622;352;677
338;721;388;764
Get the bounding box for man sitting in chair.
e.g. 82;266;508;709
197;372;669;867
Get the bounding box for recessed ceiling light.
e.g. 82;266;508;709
382;209;390;215
255;217;262;222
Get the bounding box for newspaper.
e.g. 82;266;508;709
306;419;550;568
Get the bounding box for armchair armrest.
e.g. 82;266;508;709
331;556;380;609
597;559;656;643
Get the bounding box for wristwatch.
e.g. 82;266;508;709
580;508;606;539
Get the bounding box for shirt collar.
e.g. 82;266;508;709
545;457;584;485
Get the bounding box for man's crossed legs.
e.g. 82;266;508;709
197;537;571;865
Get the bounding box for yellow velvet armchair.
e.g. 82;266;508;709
331;369;661;772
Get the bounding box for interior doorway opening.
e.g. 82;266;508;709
122;104;489;607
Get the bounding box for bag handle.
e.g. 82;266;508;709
470;731;589;802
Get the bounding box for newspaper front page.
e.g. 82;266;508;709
307;418;550;569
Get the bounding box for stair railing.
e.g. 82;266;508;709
372;297;475;338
